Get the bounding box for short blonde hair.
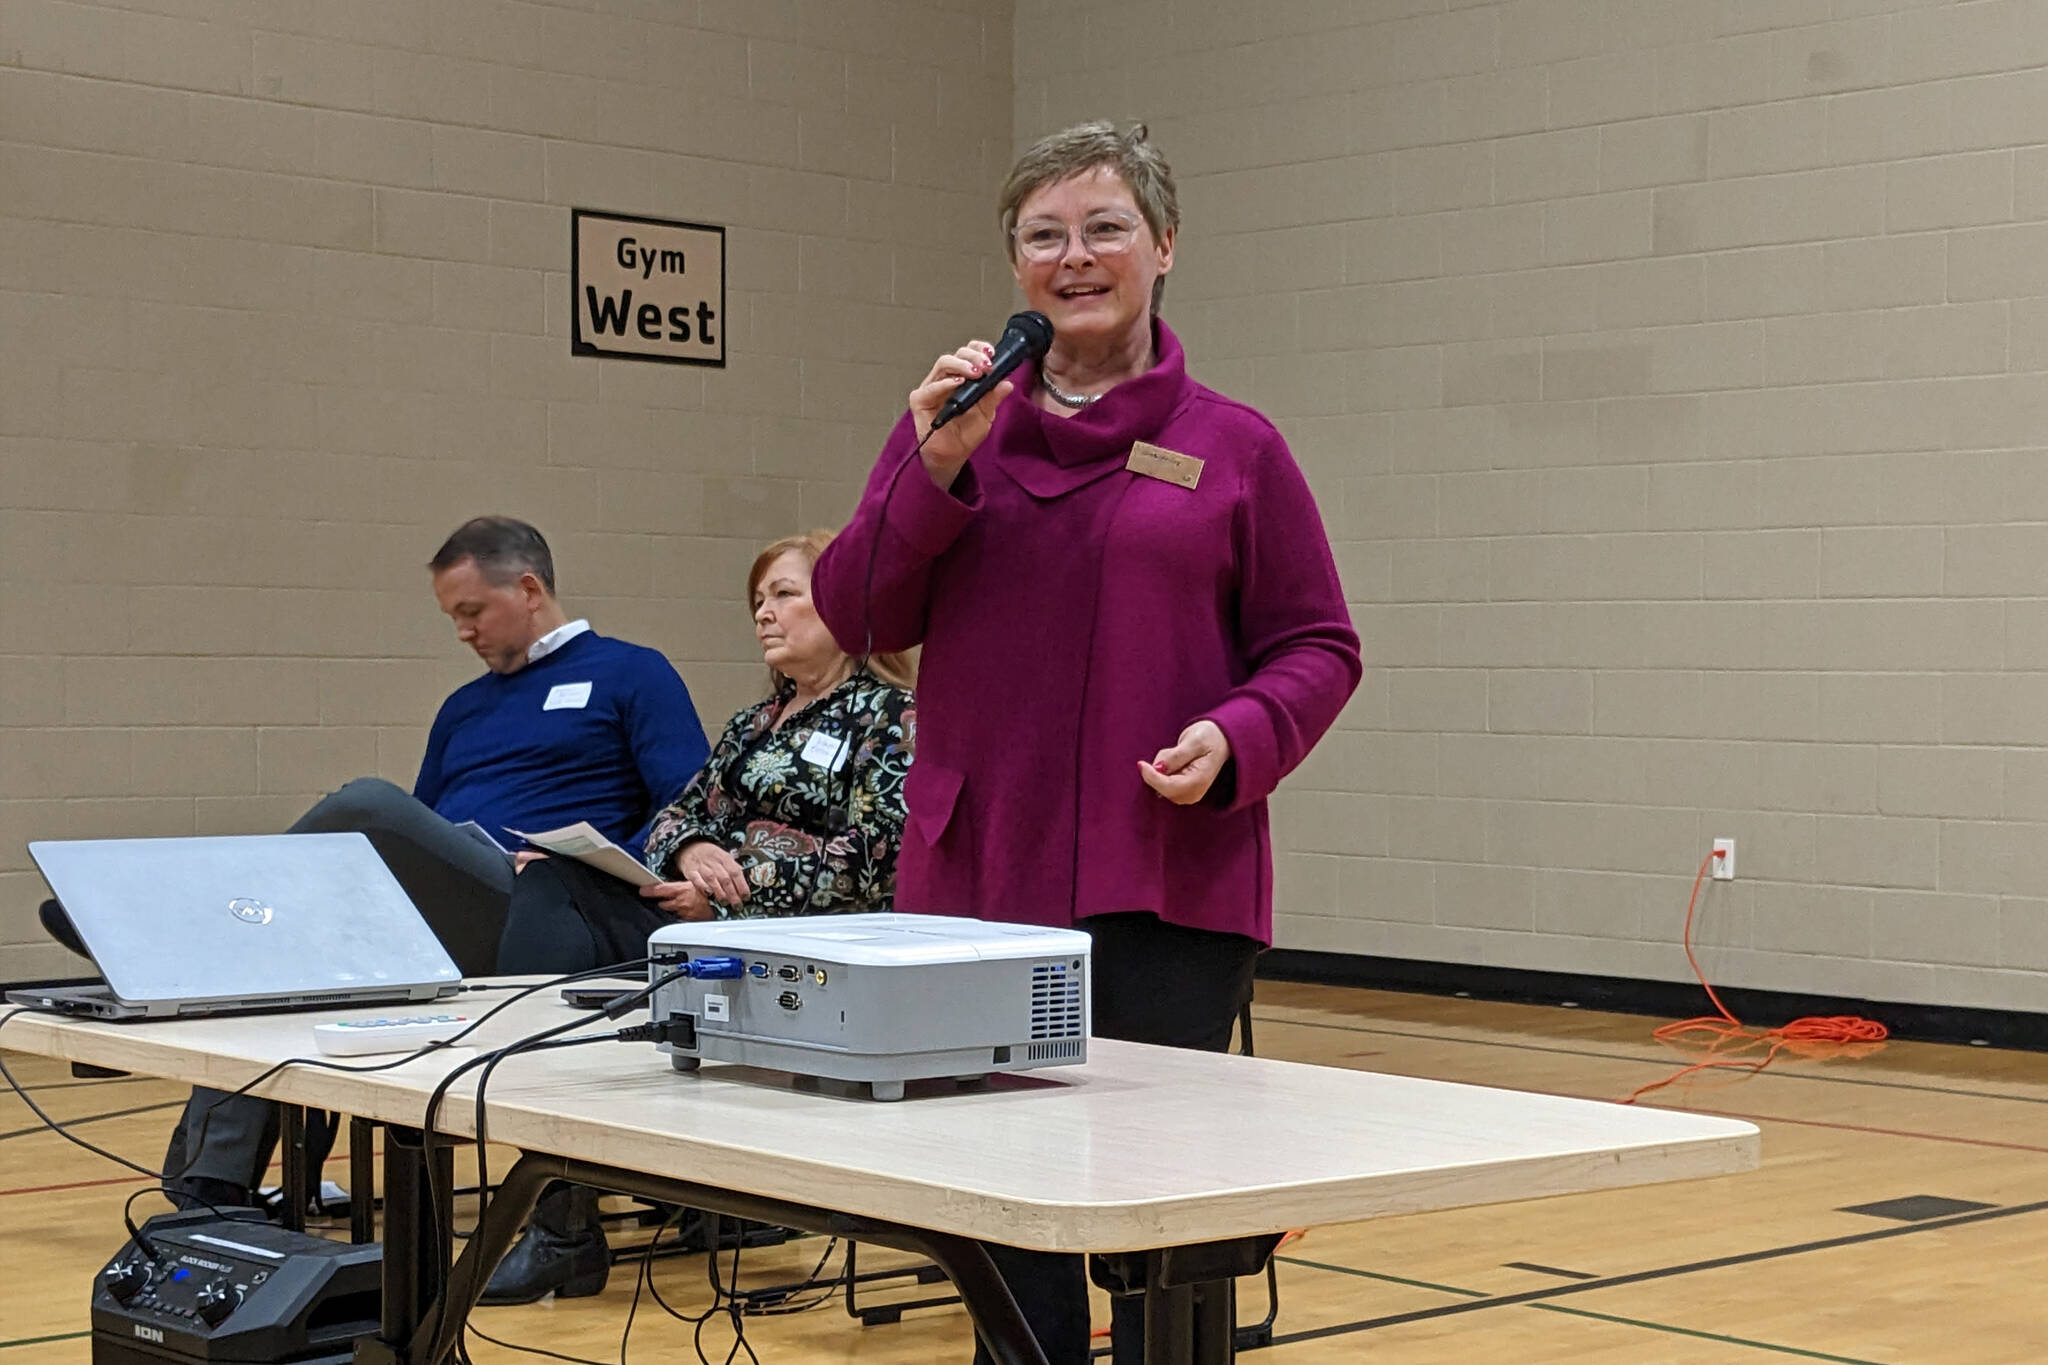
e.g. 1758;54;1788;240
748;530;915;692
999;121;1180;315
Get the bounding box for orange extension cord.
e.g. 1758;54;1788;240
1622;850;1888;1105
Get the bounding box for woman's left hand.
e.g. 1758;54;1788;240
1139;720;1232;805
640;880;716;921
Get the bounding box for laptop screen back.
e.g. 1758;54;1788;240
30;833;462;1007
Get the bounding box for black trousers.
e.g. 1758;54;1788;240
973;912;1262;1365
156;778;516;1191
496;856;671;976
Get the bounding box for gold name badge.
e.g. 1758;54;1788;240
1126;441;1204;490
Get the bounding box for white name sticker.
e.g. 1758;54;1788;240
703;993;730;1021
801;730;849;772
544;682;592;711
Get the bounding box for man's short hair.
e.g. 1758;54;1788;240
428;516;556;595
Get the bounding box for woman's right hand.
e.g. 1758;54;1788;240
674;840;750;907
910;341;1012;492
640;880;715;921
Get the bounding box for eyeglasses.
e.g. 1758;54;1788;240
1012;210;1145;262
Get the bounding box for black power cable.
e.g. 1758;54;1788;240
2;966;811;1365
0;966;650;1292
413;966;693;1361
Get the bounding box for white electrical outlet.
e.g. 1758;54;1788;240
1711;838;1735;880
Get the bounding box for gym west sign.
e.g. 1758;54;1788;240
572;209;725;367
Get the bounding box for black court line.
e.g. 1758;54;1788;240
1503;1261;1596;1280
1528;1303;1889;1365
0;1070;152;1096
0;1098;184;1143
1252;1010;2048;1107
1270;1196;2048;1346
1277;1255;1886;1364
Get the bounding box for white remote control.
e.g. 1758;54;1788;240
313;1014;472;1057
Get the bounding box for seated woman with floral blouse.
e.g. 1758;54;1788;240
482;528;914;1305
495;527;915;974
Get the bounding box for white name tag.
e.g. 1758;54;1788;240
801;730;849;771
543;682;592;711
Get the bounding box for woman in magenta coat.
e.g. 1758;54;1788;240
812;120;1361;1365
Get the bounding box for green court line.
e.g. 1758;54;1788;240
0;1330;90;1351
1278;1254;1890;1363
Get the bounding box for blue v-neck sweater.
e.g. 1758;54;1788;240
413;631;709;849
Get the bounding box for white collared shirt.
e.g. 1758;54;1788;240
527;618;591;663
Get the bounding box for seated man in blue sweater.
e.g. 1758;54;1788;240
41;516;711;1211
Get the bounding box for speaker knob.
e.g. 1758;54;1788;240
194;1281;240;1327
102;1259;151;1303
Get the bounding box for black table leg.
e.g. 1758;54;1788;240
279;1105;307;1232
353;1125;453;1364
1191;1277;1234;1365
350;1117;377;1245
1144;1280;1195;1362
1095;1235;1282;1365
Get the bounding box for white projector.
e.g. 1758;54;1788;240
646;912;1091;1100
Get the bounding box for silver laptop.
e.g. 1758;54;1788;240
7;833;463;1020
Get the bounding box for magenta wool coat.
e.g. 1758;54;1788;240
812;321;1361;946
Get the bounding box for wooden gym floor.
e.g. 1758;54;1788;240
5;979;2047;1363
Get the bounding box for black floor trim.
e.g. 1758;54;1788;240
1502;1261;1597;1280
1269;1197;2048;1346
1251;1010;2048;1106
1836;1194;1995;1222
1260;950;2048;1051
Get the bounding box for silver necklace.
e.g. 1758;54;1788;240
1041;373;1104;409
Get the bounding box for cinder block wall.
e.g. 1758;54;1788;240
0;0;1014;982
1018;0;2048;1011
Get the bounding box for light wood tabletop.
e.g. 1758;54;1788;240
0;981;1759;1254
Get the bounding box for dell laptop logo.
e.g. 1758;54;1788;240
227;898;274;925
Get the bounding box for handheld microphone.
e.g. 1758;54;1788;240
930;310;1054;431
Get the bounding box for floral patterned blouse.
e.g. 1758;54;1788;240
643;671;913;917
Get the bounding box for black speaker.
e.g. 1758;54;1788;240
90;1209;379;1365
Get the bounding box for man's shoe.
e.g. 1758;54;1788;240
479;1186;609;1305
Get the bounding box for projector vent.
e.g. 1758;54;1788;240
1029;960;1083;1041
1026;1039;1084;1062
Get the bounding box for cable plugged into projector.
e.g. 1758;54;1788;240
615;1014;696;1048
